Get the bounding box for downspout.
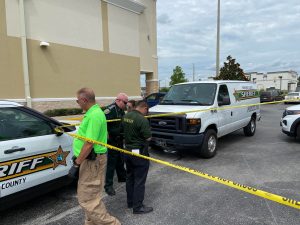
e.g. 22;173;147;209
19;0;32;107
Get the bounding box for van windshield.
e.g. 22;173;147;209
161;83;217;105
261;92;271;97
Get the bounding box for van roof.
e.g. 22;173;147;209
0;100;23;107
174;80;253;86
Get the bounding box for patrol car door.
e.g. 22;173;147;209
0;107;73;198
216;84;234;136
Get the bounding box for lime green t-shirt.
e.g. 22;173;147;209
73;104;107;157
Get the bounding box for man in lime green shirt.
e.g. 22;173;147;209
69;88;120;225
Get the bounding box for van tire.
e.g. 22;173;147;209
296;124;300;139
244;117;256;136
199;129;217;158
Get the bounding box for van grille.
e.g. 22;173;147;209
149;114;186;133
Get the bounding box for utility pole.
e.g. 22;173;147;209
192;63;195;81
216;0;221;77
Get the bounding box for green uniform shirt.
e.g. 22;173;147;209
122;110;151;149
73;104;107;157
103;103;125;138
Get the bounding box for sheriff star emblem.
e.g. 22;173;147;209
48;146;70;170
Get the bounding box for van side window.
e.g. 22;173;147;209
218;85;231;105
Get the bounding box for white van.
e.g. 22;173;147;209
149;81;260;158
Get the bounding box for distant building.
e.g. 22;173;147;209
245;71;298;92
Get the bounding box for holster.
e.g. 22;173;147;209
140;142;150;156
86;148;97;160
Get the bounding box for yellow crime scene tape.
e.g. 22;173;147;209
55;129;300;211
61;98;298;126
55;98;300;210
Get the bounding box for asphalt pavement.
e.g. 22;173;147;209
1;104;299;225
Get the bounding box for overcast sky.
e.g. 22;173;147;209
156;0;300;86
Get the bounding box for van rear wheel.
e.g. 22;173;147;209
244;117;256;136
199;129;217;158
296;124;300;139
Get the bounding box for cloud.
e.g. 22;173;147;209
156;0;300;84
157;13;172;25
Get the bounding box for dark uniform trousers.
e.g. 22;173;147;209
124;154;150;210
105;138;126;190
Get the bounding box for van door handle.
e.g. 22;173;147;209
4;147;26;154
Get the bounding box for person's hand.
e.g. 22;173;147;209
68;165;79;179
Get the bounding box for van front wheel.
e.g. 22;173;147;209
244;117;256;136
199;129;217;158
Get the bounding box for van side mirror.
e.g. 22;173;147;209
218;97;230;106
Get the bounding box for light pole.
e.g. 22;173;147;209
216;0;221;77
192;63;195;81
279;76;282;91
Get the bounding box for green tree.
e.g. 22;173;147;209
160;87;170;92
215;55;249;81
169;66;188;86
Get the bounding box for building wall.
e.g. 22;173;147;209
0;0;24;100
137;0;158;94
247;71;298;92
5;0;104;51
0;0;158;111
108;3;139;57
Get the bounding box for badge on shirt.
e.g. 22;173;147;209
104;109;110;114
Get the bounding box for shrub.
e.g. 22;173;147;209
44;108;83;117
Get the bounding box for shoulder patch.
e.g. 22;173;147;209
104;109;110;114
108;104;116;110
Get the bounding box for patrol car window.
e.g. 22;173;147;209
146;94;156;100
217;85;231;105
161;83;217;105
0;108;53;141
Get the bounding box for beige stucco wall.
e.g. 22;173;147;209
0;0;24;99
5;0;104;51
138;0;158;74
0;0;158;109
26;39;141;98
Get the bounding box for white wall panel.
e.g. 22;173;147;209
108;4;139;57
5;0;103;50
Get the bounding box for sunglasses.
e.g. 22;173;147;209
117;99;128;105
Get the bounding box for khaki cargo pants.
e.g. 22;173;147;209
77;154;121;225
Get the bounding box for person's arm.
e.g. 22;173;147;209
75;142;94;165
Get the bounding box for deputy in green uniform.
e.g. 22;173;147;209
103;93;128;196
122;100;153;214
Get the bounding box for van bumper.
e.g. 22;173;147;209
151;131;204;150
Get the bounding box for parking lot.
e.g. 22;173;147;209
1;104;299;225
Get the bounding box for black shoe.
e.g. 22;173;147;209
105;188;116;196
133;206;153;214
118;178;126;183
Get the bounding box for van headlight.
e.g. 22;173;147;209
186;119;201;133
286;110;300;115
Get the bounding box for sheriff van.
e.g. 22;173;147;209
149;81;261;158
0;101;76;210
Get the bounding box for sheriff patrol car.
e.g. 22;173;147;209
0;101;76;210
281;104;300;138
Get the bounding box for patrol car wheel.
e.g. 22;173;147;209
199;129;217;158
244;117;256;136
